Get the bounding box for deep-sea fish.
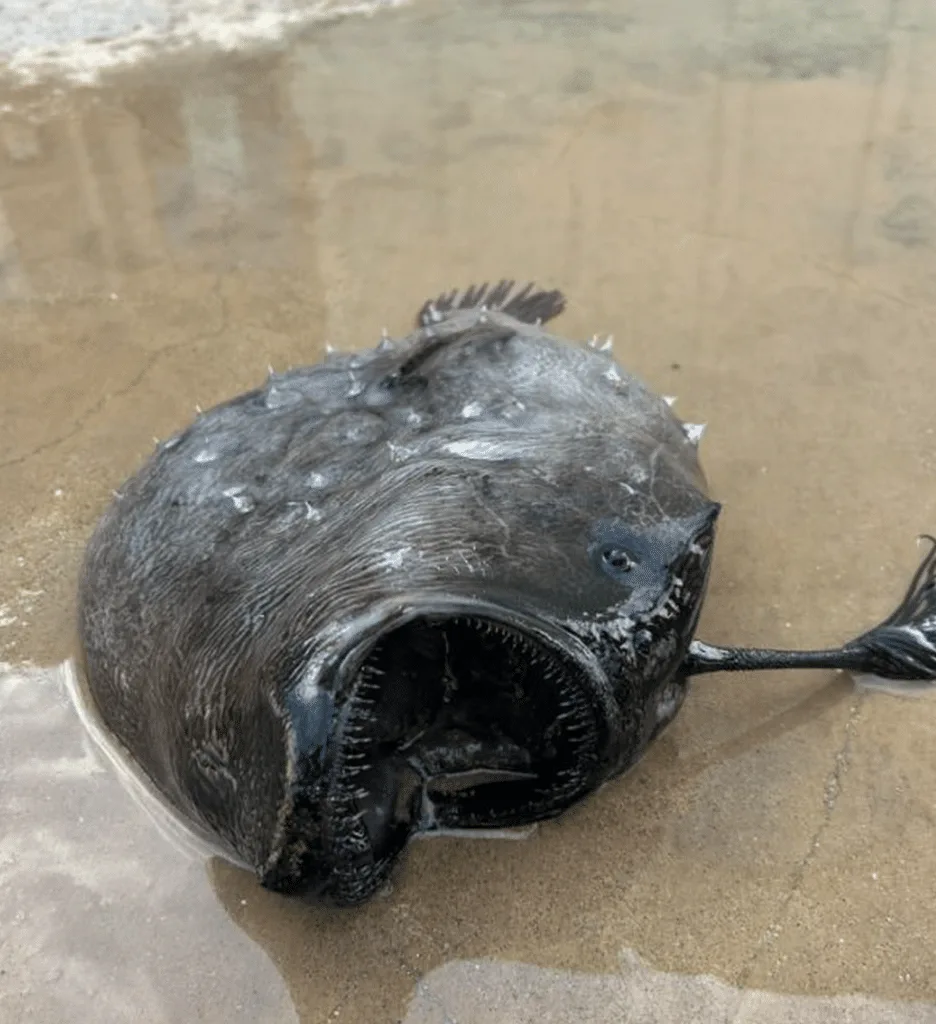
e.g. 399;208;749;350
77;281;936;906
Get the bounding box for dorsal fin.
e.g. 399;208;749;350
415;280;566;328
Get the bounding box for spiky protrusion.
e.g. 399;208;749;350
683;422;706;445
586;334;614;353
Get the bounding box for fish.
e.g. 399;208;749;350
76;280;936;906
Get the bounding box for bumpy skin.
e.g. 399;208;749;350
78;285;718;903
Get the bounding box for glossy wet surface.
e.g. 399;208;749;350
2;1;936;1021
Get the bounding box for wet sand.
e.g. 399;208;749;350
2;1;936;1021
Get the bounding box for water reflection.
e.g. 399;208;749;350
400;953;936;1023
0;54;316;293
0;662;295;1024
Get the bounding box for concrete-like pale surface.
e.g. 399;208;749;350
2;1;936;1022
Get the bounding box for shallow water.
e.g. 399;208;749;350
2;1;936;1021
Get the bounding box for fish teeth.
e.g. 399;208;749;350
683;422;706;445
335;830;370;856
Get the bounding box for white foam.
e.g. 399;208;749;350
2;0;413;85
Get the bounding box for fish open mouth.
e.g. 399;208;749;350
321;611;613;903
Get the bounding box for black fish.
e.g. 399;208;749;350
77;281;936;906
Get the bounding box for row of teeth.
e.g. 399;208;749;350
328;619;599;837
329;852;396;905
328;653;397;848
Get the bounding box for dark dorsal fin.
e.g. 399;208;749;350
415;280;566;328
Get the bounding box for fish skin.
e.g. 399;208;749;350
77;281;720;905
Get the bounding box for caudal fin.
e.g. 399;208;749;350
415;280;566;328
840;535;936;680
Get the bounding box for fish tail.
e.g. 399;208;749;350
415;280;566;328
840;535;936;681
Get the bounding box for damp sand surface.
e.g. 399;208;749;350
2;2;936;1022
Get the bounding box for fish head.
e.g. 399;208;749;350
576;498;722;744
277;422;720;906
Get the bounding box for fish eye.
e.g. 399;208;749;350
601;546;636;574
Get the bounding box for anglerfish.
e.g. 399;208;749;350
77;281;936;905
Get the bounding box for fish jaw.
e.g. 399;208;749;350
268;595;623;905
